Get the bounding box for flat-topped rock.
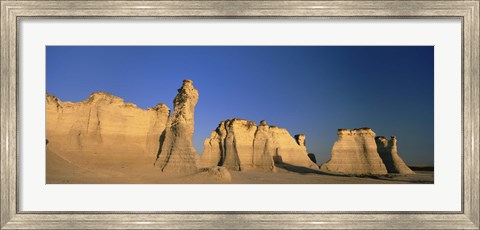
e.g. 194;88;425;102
46;92;170;168
320;128;388;175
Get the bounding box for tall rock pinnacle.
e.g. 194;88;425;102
155;80;199;173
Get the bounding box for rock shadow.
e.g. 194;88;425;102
409;166;434;171
376;144;397;173
275;163;351;178
155;130;167;161
358;174;434;184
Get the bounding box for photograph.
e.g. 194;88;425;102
3;1;477;228
46;46;434;184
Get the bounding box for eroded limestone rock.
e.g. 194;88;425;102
200;119;273;171
154;80;199;173
200;119;317;171
320;128;388;175
375;136;415;174
46;92;170;167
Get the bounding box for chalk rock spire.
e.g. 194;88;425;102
155;80;199;173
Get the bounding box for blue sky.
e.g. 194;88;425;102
46;46;434;165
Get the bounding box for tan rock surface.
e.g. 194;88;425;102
320;128;388;175
46;92;170;169
253;121;278;170
154;80;199;173
267;126;318;169
375;136;415;174
200;119;317;171
201;119;274;171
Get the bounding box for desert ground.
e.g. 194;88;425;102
47;148;433;184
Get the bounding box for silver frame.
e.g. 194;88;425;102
1;1;478;229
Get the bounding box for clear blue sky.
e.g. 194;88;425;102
46;46;434;166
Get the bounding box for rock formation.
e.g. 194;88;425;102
320;128;388;175
375;136;415;174
47;79;419;183
198;167;232;182
154;80;199;173
46;92;170;167
200;119;318;171
200;119;274;171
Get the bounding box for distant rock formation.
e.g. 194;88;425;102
200;119;317;171
154;80;199;173
46;92;170;167
320;128;388;175
375;136;415;174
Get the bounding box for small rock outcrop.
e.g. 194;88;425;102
198;167;232;182
320;128;388;175
200;119;318;171
375;136;415;174
46;92;170;166
154;80;199;173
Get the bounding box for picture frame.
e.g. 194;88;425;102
1;0;478;229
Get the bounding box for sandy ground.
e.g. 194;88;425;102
46;150;434;184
